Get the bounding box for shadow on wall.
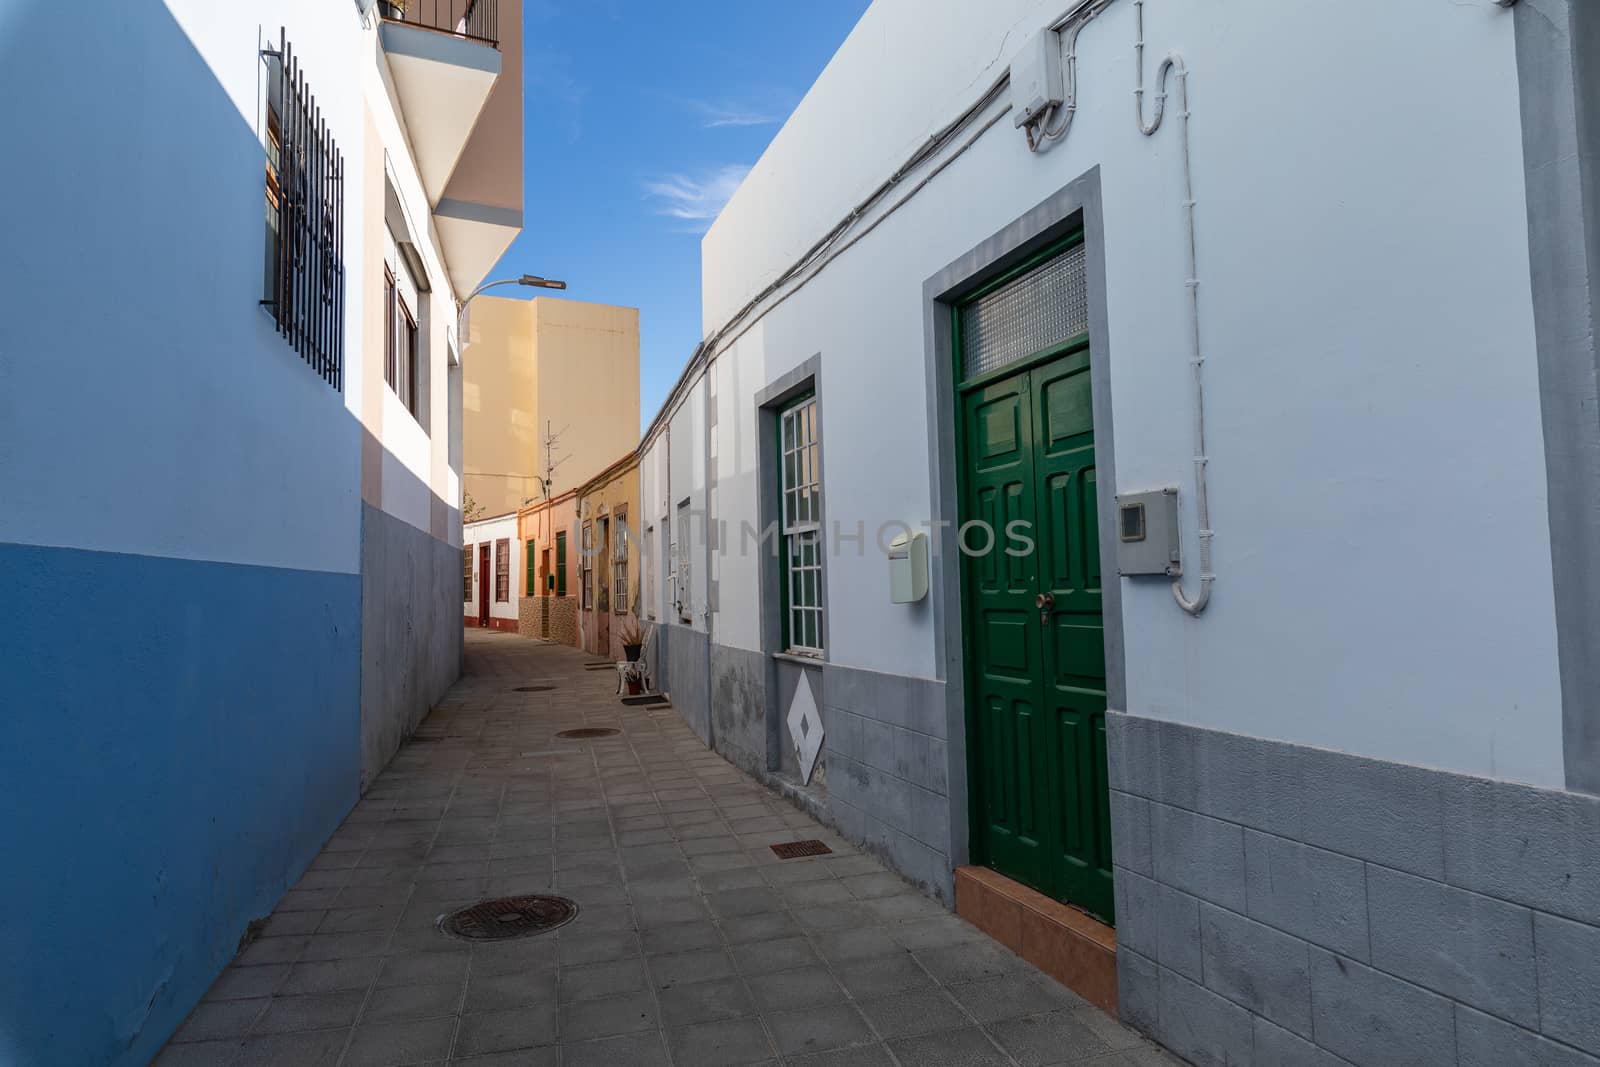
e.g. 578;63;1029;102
0;6;453;1066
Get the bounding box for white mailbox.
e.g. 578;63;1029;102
888;532;929;604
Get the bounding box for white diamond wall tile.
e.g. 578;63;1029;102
787;672;824;785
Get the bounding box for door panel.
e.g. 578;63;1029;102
961;343;1113;921
1032;350;1112;920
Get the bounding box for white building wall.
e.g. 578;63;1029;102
691;0;1564;787
464;513;521;622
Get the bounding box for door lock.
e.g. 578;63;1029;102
1035;591;1055;624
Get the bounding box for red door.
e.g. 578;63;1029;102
478;544;491;627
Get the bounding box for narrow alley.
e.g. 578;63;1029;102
157;631;1174;1067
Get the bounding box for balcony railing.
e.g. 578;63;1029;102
379;0;498;48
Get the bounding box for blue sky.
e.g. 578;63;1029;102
488;0;872;430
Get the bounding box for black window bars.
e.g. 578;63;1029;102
261;30;345;392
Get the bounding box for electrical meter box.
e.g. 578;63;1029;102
1011;29;1063;129
1115;488;1182;577
888;532;929;604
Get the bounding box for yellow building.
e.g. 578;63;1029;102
574;451;642;660
463;296;641;517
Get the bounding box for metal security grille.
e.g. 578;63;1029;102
613;509;629;615
961;242;1087;380
261;31;345;391
462;546;473;601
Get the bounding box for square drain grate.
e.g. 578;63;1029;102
771;839;833;860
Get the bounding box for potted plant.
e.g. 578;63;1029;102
619;618;644;663
378;0;408;20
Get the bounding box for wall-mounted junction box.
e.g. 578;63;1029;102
888;532;929;603
1115;488;1182;577
1011;29;1063;129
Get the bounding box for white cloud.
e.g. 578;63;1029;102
690;101;782;129
643;164;753;228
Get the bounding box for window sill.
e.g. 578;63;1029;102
773;651;825;669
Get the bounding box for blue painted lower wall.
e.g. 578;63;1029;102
0;542;361;1067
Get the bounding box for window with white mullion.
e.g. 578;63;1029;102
779;395;823;655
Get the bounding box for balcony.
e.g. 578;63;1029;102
378;0;499;47
378;0;502;205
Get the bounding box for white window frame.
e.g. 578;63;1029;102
780;395;823;655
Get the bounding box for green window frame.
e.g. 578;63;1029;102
525;539;536;596
779;392;823;655
555;531;568;597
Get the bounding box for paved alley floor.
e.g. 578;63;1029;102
160;630;1177;1067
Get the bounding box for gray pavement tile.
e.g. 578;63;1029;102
665;1017;777;1066
656;975;758;1026
560;1032;671;1067
720;911;804;945
252;990;364;1034
462;970;558;1013
558;930;642;966
560;990;658;1041
204;965;290;1002
167;998;267;1043
343;1017;456;1067
986;1009;1115;1066
785;1045;897;1067
361;981;463;1022
731;936;823;976
378;951;472;988
641;920;720;955
913;940;1027;986
855;988;968;1040
278;957;383;996
764;1003;876;1058
708;887;785;918
888;1027;1013;1067
833;953;936;999
947;974;1082;1024
650;948;738;989
560;958;649;1002
231;1027;349;1066
810;928;903;964
153;1038;243;1065
747;965;850;1011
453;1004;558;1057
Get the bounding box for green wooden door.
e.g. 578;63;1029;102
957;276;1113;921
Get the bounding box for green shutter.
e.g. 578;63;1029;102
525;539;536;596
556;531;568;597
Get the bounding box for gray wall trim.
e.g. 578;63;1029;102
756;354;826;772
1514;0;1600;794
920;165;1122;869
1108;710;1600;1065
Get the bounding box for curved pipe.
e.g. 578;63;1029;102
1135;0;1215;615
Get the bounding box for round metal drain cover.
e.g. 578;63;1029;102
439;895;578;942
514;685;555;693
556;727;621;740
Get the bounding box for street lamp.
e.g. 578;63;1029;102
454;274;568;361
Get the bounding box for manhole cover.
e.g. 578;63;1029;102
514;685;556;693
439;895;578;941
555;727;621;740
771;839;833;860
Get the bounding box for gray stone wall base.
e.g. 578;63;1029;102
1108;711;1600;1066
359;503;462;790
